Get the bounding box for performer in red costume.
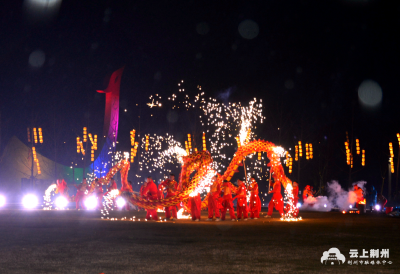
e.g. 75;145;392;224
207;175;221;221
74;178;87;210
221;180;237;221
189;193;201;221
160;174;178;220
248;177;261;219
235;179;248;220
266;179;284;218
303;185;314;201
94;179;104;210
353;185;364;209
292;181;299;217
56;179;69;198
141;176;158;221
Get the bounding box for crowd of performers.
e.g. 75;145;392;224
53;174;389;220
54;174;298;221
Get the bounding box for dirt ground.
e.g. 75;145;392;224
0;208;398;273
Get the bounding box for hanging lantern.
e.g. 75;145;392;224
397;133;400;145
389;142;394;158
289;157;293;173
33;128;38;144
203;132;207;151
298;141;302;157
37;128;43;144
80;142;85;156
235;136;240;148
145;135;149;151
295;145;299;161
130;130;136;146
83;127;87;142
27;128;31;143
362;150;365;166
88;133;93;144
305;143;309;160
185;141;189;155
309;143;313;159
94;135;98;150
77;137;80;153
356;139;360;155
258;152;261;161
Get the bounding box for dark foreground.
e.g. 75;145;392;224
0;209;398;273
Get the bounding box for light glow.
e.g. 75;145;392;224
85;196;97;210
55;196;68;209
22;194;38;209
0;195;5;207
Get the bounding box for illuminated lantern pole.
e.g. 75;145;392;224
203;132;207;151
309;143;313;159
397;133;400;194
298;141;302;157
130;130;136;146
145;135;149;151
94;135;98;150
389;142;394;174
356;139;360;154
258;152;262;161
187;134;192;153
77;137;81;153
295;145;298;161
38;128;43;144
33;128;38;144
289;157;293;174
83;127;87;142
305;143;309;160
362;150;365;166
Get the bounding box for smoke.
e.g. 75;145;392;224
302;196;331;211
217;87;234;103
299;180;367;211
327;180;367;210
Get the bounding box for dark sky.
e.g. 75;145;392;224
1;0;400;193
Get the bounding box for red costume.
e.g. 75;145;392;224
74;182;87;209
208;179;221;219
249;180;261;218
160;178;178;219
236;181;248;220
189;194;201;221
94;181;104;210
292;182;299;217
267;181;284;217
221;181;237;220
303;185;313;201
56;179;68;197
142;180;158;220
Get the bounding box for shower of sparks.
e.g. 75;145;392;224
101;189;120;217
43;184;57;210
281;183;302;221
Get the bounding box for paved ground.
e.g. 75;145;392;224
0;208;398;273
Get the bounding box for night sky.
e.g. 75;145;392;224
1;0;400;195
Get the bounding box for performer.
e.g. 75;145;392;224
303;185;314;201
292;181;299;217
74;178;87;210
248;177;261;219
56;179;69;198
266;179;284;218
141;176;158;221
189;193;201;221
160;174;178;220
377;193;387;209
235;179;248;220
353;185;364;209
207;175;221;221
220;180;237;221
94;178;104;210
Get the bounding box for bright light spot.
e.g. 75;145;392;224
349;205;352;209
177;208;190;219
116;197;126;208
324;204;327;208
85;196;97;210
0;195;5;207
375;204;381;211
22;194;38;209
358;79;382;107
28;50;46;68
296;202;301;208
55;196;68;209
238;19;259;39
124;109;127;112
